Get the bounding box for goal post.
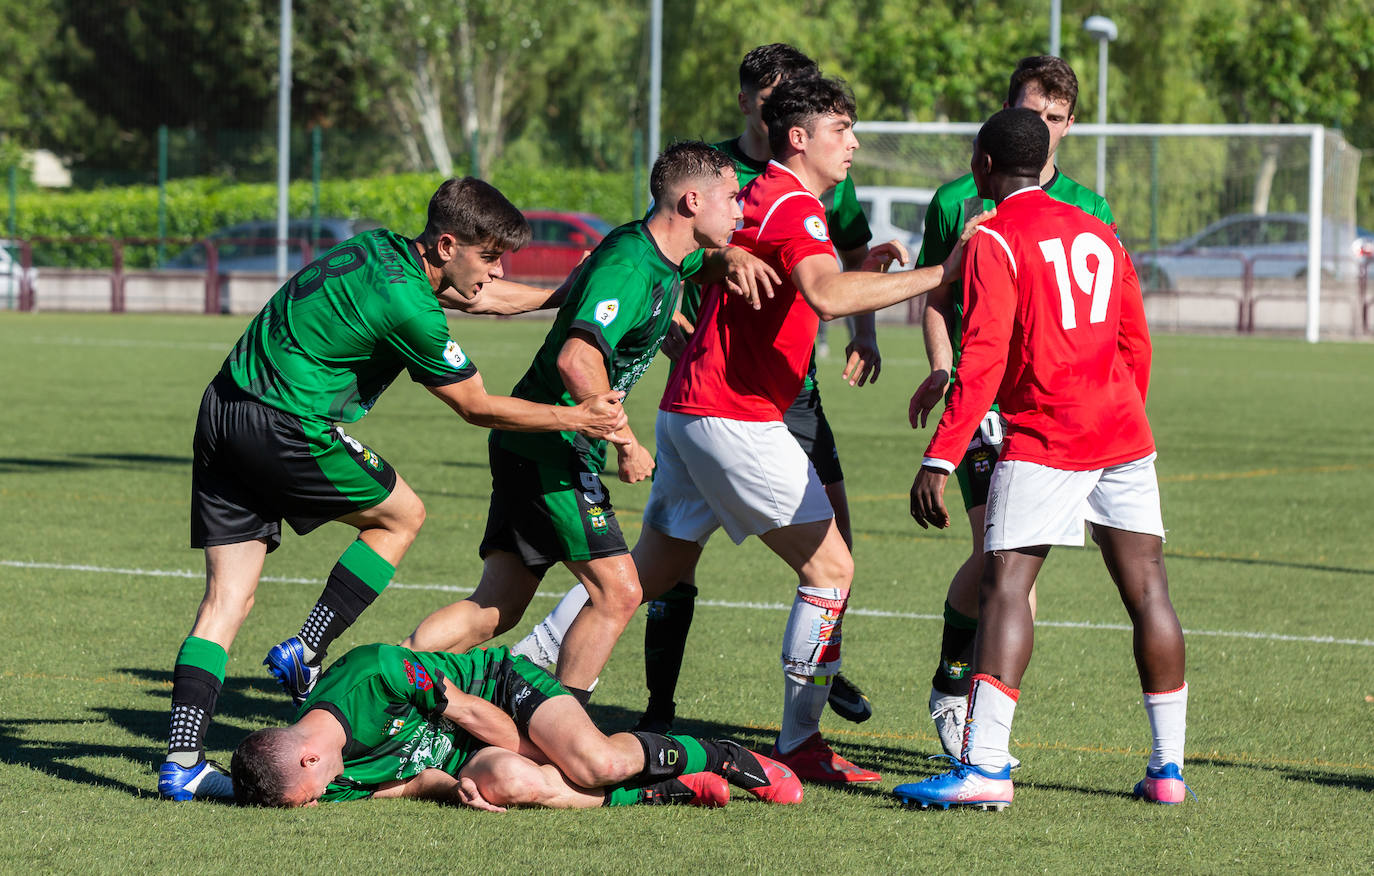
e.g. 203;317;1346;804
852;121;1363;342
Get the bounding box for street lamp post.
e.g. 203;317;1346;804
1083;15;1117;196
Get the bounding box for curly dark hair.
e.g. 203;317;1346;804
738;43;818;93
761;75;857;157
977;108;1051;179
418;177;531;251
230;727;299;807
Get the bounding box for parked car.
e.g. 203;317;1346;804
159;217;383;273
502;210;613;286
1134;213;1374;291
853;186;935;268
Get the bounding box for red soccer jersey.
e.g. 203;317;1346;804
662;161;837;421
925;187;1154;471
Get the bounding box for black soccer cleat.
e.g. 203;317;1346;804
827;672;873;723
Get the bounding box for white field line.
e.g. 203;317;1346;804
5;559;1373;648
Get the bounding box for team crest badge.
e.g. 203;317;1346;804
586;504;609;534
443;339;468;369
361;448;382;471
803;215;829;242
594;299;620;327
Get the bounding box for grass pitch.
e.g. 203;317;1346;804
1;312;1371;874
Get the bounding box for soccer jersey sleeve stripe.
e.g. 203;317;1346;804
569;319;614;362
758;191;823;239
974;226;1018;278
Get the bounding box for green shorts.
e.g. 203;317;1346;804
478;445;628;576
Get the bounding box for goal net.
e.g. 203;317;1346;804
852;122;1363;340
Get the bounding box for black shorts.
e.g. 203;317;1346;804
954;411;1005;511
460;647;570;731
190;374;397;552
478;445;628;576
783;382;844;486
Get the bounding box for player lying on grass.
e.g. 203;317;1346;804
231;643;801;810
160;178;628;801
895;108;1189;811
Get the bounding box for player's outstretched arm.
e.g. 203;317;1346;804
429;373;628;442
452;278;562;315
792;252;949;321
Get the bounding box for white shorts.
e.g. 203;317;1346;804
983;453;1165;552
642;411;833;545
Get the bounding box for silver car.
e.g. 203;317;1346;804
1135;213;1373;291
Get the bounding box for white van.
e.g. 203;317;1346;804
854;186;935;269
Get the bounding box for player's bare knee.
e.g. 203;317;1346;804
799;547;853;590
561;746;623;788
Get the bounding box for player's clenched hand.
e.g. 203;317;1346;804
842;332;881;387
722;246;780;310
456;776;506;813
910;466;951;529
571;391;629;443
861;240;908;273
616;440;655;484
908;370;949;428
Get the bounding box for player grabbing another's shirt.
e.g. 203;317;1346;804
400;143;778;697
895;108;1189;811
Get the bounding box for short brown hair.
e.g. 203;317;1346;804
419;177;531;251
231;727;298;807
649;141;735;207
1007;56;1079;115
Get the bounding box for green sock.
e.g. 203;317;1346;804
668;734;708;775
176;635;227;681
603;785;643;807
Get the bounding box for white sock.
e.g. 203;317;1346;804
1143;682;1188;771
778;672;831;753
509;584;590;668
962;674;1019;771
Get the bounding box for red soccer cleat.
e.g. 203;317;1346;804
676;771;731;807
709;739;804;804
771;732;882;784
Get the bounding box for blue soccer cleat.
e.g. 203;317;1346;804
159;759;234;801
264;636;322;706
893;757;1014;811
1132;762;1195;804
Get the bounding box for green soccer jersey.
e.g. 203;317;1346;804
222;229;477;425
915;169;1116;372
305;644;504;802
493;220;683;470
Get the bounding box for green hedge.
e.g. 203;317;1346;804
12;164;637;268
